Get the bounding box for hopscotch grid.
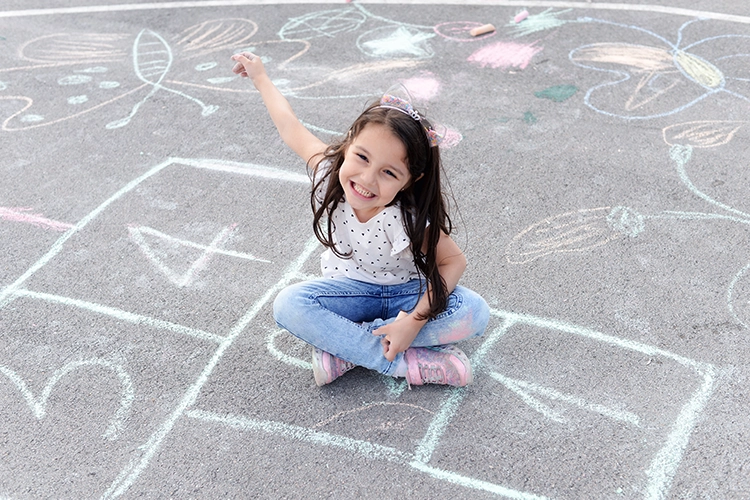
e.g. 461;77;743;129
0;157;718;498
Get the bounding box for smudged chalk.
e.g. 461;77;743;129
534;84;578;102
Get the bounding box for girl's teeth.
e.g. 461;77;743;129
354;183;373;197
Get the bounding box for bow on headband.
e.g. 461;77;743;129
379;84;445;148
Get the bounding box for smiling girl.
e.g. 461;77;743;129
232;52;489;387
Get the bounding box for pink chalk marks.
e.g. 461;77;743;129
0;207;73;232
468;41;543;70
401;75;440;101
400;74;462;150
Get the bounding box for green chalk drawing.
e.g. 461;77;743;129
535;84;578;102
508;8;573;38
523;111;537;124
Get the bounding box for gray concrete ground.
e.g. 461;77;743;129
1;1;749;498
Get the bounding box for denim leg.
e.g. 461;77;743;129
273;277;403;375
273;278;490;376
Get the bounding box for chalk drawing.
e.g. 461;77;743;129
489;371;641;426
357;26;435;59
506;207;645;264
128;224;270;288
0;206;73;232
507;8;573;38
311;401;434;431
186;307;716;500
0;19;314;131
569;18;750;120
468;41;543;70
534;84;578;102
0;358;133;440
663;120;747;148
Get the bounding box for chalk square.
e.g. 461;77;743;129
17;158;312;334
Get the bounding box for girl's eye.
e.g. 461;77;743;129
384;169;397;178
356;153;368;162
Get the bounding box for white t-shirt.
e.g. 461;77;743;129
320;202;420;284
313;160;420;284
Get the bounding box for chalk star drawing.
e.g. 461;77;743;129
357;26;435;59
0;358;134;440
128;223;270;288
569;18;750;120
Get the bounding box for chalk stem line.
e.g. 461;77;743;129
1;1;749;26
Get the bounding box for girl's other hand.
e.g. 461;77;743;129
231;51;265;81
373;312;422;362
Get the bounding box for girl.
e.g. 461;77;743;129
231;52;490;387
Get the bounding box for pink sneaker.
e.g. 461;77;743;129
311;347;356;386
404;345;473;387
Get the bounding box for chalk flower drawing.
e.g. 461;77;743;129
569;18;750;120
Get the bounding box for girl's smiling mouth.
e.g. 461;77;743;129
351;181;376;199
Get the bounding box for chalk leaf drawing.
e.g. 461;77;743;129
0;19;307;131
663;120;747;148
128;224;270;287
0;359;134;440
569;18;750;119
506;206;644;264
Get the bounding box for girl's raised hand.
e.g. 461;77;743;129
231;52;266;81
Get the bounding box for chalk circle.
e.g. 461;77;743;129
729;262;750;330
20;114;44;123
58;75;93;85
606;206;645;237
195;62;218;71
434;22;496;42
68;95;89;105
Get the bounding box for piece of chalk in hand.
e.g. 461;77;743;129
469;24;496;37
514;10;529;23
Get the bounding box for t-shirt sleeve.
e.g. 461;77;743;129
390;212;412;256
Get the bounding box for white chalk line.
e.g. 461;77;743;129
487;308;716;500
101;236;320;499
1;1;749;25
0;358;134;440
0;158;174;310
174;158;309;184
12;289;224;344
489;371;641;426
185;408;550;500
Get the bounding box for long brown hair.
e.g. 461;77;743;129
307;102;452;320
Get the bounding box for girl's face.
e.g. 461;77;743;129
339;122;412;222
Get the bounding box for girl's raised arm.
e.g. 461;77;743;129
231;52;327;164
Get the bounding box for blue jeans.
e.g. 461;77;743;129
273;277;490;376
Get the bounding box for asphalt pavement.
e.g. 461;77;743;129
1;1;750;498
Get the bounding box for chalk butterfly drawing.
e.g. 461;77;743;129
0;19;310;131
569;17;750;120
